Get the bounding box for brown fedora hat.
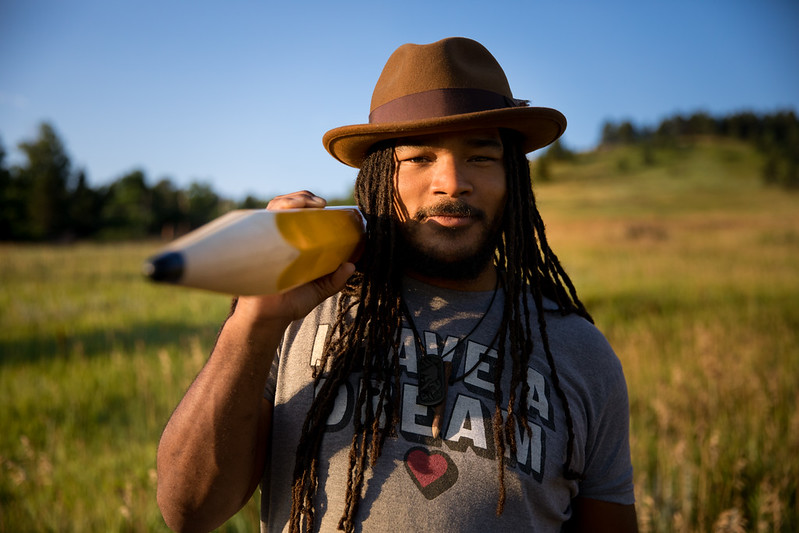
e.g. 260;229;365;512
323;37;567;168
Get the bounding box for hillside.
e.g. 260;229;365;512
529;136;797;310
533;136;780;217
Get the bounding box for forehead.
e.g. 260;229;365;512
393;128;503;151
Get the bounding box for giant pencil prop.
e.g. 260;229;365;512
143;207;365;295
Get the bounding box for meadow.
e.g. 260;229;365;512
1;138;797;532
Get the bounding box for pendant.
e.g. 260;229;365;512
417;353;446;406
431;362;452;439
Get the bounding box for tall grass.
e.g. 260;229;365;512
1;139;797;531
0;243;257;531
539;139;799;532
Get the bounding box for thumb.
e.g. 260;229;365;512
308;262;356;302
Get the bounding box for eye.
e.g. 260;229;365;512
468;153;501;164
467;143;503;164
397;150;433;164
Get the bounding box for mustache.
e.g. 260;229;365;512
412;200;485;222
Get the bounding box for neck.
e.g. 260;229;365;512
404;263;498;292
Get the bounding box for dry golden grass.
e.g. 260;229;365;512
1;139;797;531
535;141;799;531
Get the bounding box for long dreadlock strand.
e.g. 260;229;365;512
491;280;511;516
492;133;528;514
497;129;587;481
503;136;539;453
482;129;588;515
288;142;405;533
511;278;536;449
287;131;592;532
289;314;366;532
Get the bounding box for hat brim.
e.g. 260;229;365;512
323;106;566;168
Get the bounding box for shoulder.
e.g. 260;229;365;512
534;300;629;416
541;303;623;379
537;304;635;504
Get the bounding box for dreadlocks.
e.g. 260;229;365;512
287;130;592;533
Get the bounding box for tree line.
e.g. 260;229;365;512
598;110;799;188
2;111;797;242
0;123;273;242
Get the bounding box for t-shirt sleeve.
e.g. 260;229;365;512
578;360;635;504
263;341;281;403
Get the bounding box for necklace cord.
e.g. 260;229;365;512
400;274;504;385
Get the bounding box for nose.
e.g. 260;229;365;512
431;156;472;197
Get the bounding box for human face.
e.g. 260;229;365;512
393;128;507;288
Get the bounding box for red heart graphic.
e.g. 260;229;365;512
407;449;448;487
404;447;459;499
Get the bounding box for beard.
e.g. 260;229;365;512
397;199;504;281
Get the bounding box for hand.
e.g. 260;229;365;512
267;190;327;210
233;191;356;327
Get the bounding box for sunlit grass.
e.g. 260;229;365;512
0;242;248;532
2;139;798;531
538;140;799;532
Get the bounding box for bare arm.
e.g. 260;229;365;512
564;498;638;533
156;192;355;532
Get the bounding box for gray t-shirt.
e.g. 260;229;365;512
261;277;634;532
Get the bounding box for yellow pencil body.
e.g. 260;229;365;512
144;207;365;295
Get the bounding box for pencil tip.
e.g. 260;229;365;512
143;251;185;283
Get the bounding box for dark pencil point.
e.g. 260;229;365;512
143;251;185;283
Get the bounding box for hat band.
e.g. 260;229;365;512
369;88;516;124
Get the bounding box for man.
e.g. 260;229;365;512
157;37;637;532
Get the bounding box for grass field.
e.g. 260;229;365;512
2;138;797;531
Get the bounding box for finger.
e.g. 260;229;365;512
267;191;327;210
310;262;356;301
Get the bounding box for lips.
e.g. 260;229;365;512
414;201;484;229
426;214;474;228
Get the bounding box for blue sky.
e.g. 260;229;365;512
2;0;797;200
